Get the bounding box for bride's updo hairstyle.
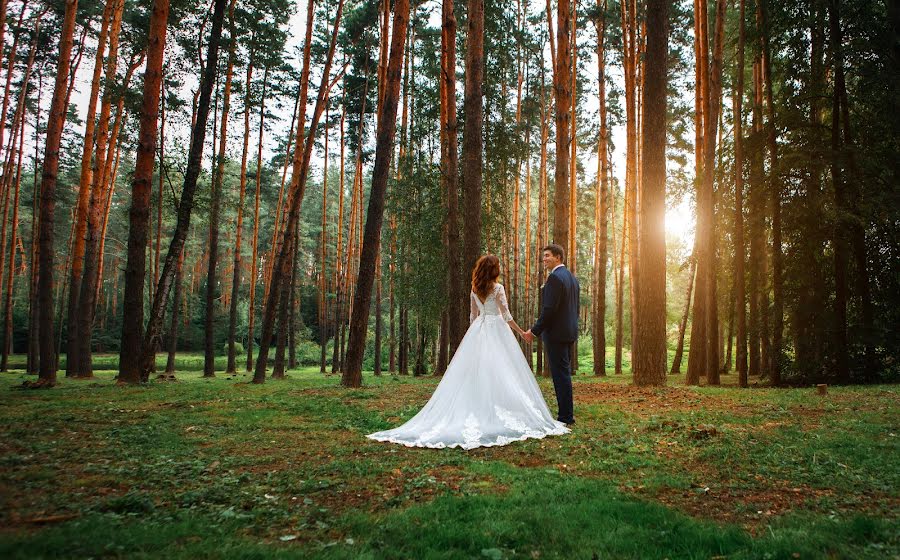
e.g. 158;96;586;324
472;255;501;299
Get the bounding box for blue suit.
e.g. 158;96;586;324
531;265;579;424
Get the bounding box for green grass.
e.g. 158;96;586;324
0;357;897;559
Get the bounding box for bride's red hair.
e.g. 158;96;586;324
471;255;501;299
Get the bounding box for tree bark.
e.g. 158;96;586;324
1;14;39;370
118;0;170;383
246;65;269;372
442;0;464;357
748;50;769;378
622;0;639;354
75;0;124;378
461;0;484;283
27;72;43;375
226;60;253;373
554;0;572;247
204;0;237;378
1;86;27;369
129;0;227;382
687;0;724;385
163;248;183;377
35;0;79;386
632;0;667;387
341;0;410;387
734;0;748;387
272;231;296;379
66;0;111;377
592;0;609;377
759;0;783;385
374;253;383;376
614;180;626;374
253;0;344;383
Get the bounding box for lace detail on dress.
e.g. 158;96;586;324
462;414;484;449
416;418;448;445
495;406;529;433
471;284;513;323
495;284;514;322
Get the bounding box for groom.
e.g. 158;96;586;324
523;244;579;426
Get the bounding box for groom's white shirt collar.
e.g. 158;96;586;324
551;264;565;273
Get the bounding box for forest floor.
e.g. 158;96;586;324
0;355;897;559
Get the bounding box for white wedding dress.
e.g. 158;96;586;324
367;283;569;449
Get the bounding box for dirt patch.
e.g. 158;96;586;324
575;383;757;417
642;482;827;532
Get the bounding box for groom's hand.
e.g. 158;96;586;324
523;330;535;343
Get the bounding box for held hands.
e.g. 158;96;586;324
522;330;535;343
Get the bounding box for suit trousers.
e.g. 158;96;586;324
544;340;574;423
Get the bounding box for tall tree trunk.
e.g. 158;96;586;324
622;0;639;356
332;103;347;374
272;234;295;379
289;232;300;370
632;0;667;387
829;0;875;380
163;248;183;377
130;0;227;381
1;16;39;370
592;0;609;377
66;0;111;377
400;306;409;375
227;60;253;373
614;182;626;374
461;0;484;283
0;0;8;109
35;0;79;387
27;73;43;375
723;283;734;373
1;92;27;369
341;0;410;387
442;0;464;356
537;66;549;376
0;3;30;300
687;0;725;385
75;0;124;378
734;0;748;387
705;0;725;385
759;0;783;385
253;0;344;383
118;0;170;383
414;319;426;377
374;253;383;376
554;0;572;247
246;66;268;371
204;1;237;378
319;101;330;373
748;53;769;378
154;80;165;295
828;0;873;382
264;74;298;303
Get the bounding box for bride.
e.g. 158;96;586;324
367;255;569;449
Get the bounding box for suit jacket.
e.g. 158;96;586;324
531;265;580;343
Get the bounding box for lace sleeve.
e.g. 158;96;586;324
497;284;513;322
470;292;480;324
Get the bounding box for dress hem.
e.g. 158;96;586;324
366;426;570;450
